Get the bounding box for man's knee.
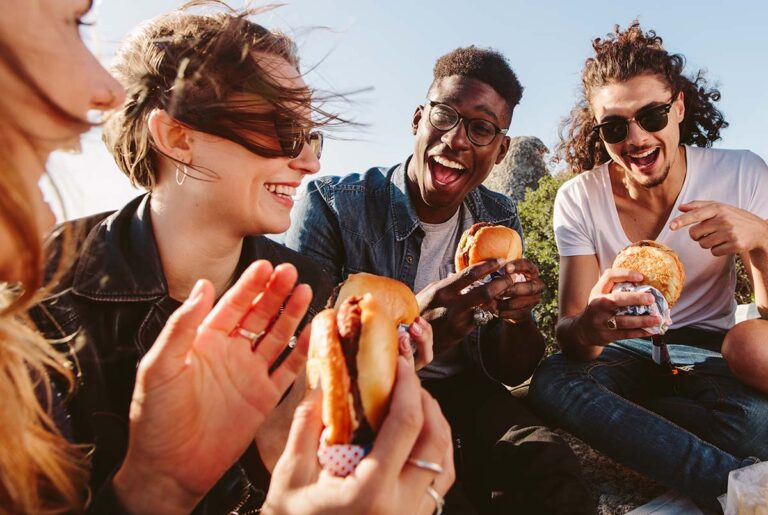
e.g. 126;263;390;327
722;319;768;393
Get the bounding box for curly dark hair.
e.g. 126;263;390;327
431;45;523;119
557;21;728;174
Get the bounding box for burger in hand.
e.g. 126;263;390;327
454;222;523;273
612;240;685;306
306;273;419;476
611;240;685;335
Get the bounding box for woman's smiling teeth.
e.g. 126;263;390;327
264;183;297;198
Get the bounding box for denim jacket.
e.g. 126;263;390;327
30;194;333;514
285;158;524;382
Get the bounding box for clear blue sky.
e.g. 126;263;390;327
48;0;768;219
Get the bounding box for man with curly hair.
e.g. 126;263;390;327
287;46;594;513
529;21;768;509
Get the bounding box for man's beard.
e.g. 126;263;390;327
632;162;671;189
642;166;670;188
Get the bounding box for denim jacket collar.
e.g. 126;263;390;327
390;159;422;242
390;156;516;242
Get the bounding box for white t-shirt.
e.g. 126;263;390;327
416;205;476;380
413;207;462;294
553;146;768;332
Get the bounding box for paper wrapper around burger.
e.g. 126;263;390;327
722;462;768;514
463;269;523;291
611;240;685;369
317;428;372;477
611;283;672;335
611;282;673;367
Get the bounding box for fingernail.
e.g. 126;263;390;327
632;272;643;281
496;258;505;265
410;322;424;336
188;280;205;302
505;263;516;274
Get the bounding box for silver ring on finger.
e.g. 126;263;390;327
472;306;494;326
605;316;618;331
407;457;444;475
234;326;266;349
426;485;445;515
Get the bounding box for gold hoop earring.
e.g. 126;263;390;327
175;164;188;186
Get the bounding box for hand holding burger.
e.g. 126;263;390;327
611;240;685;307
306;273;420;475
580;240;685;346
264;358;454;515
453;223;543;325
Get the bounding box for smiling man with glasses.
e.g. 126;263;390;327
286;46;594;514
528;21;768;510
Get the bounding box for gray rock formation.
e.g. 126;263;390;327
483;136;549;202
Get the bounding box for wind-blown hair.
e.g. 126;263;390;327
103;2;346;189
557;21;728;174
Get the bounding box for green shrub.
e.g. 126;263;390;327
518;172;569;354
735;255;754;305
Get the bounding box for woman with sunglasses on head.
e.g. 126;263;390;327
30;4;443;513
0;0;319;513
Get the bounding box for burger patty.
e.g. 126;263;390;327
336;296;374;444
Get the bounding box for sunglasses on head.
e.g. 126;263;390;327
592;96;677;145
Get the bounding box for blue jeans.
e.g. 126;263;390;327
528;338;768;504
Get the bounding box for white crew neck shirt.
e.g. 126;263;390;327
553;146;768;332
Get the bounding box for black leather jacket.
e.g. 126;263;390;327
30;194;333;513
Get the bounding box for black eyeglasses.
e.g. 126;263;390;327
592;97;676;144
425;100;508;147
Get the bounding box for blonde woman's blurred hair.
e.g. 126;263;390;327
0;37;88;514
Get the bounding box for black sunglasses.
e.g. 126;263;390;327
274;118;324;159
279;129;324;160
425;100;507;147
592;97;676;144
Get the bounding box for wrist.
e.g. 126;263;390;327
749;243;768;270
113;458;200;515
560;314;601;359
